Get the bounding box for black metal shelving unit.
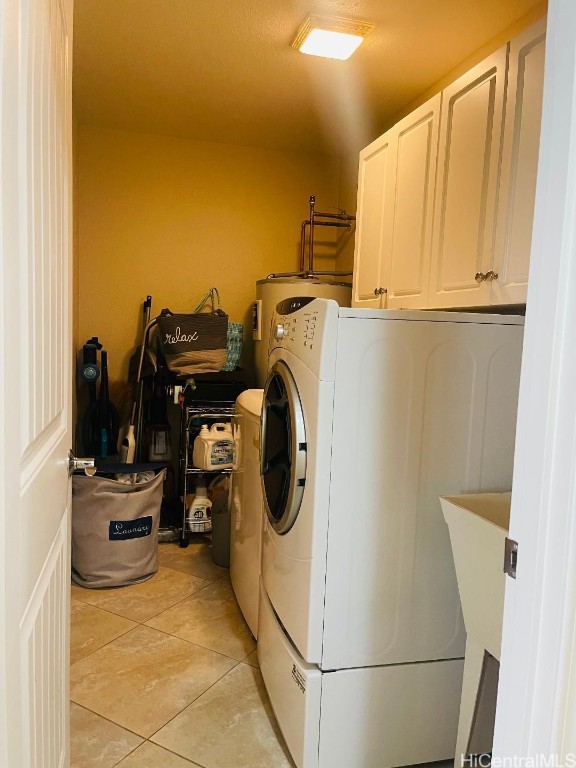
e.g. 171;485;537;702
179;403;236;547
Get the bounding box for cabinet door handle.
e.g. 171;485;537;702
486;270;499;281
475;272;487;283
373;287;387;296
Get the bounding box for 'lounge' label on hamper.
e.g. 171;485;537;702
109;516;153;540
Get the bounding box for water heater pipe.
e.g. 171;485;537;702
298;194;356;274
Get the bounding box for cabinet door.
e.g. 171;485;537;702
491;20;546;305
386;94;441;308
429;47;508;307
352;132;392;308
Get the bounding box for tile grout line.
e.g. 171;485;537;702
70;702;145;742
70;622;137;667
109;740;140;768
71;614;250;669
156;558;229;581
70;615;253;739
138;571;235;625
76;659;244;758
71;553;266;766
142;738;212;768
109;736;210;768
70;576;213;625
71;557;228;606
146;665;279;767
110;739;208;768
140;575;225;622
147;659;243;743
70;576;247;667
135;621;253;663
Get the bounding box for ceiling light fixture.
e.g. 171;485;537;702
292;15;374;61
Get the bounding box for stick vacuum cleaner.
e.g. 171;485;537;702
80;338;119;459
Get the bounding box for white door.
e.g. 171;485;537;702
428;47;507;308
351;131;391;308
493;0;576;756
491;19;546;305
386;93;441;309
0;0;73;766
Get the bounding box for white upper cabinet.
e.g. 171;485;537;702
428;47;508;308
352;132;392;308
352;94;441;308
386;94;441;308
491;20;546;305
352;20;546;310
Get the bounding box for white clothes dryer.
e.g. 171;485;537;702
257;297;525;768
229;389;264;638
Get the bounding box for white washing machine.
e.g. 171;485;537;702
229;389;264;638
257;297;524;768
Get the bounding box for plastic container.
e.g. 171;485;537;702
187;481;213;533
192;423;234;470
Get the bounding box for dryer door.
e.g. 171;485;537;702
261;360;307;534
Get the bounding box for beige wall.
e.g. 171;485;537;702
335;152;361;274
76;126;340;395
335;2;548;273
395;1;547;127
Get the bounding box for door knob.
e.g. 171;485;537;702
486;270;499;281
373;287;387;296
68;450;96;476
475;272;487;283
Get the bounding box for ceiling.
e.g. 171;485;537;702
73;0;545;157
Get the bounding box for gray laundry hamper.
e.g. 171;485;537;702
71;469;165;588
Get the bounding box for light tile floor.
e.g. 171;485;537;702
70;539;295;768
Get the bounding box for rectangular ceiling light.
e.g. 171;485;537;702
292;15;374;61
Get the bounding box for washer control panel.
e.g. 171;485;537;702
270;296;318;351
270;309;321;350
268;297;339;379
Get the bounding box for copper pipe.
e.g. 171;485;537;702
266;270;353;279
312;210;356;221
300;272;351;278
300;219;351;272
299;220;310;272
305;194;356;274
308;195;316;274
310;221;352;228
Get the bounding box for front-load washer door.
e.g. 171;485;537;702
261;360;306;534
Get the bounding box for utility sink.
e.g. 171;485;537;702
440;492;512;762
441;492;510;660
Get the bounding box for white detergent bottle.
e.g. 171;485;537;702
188;479;212;534
192;422;234;469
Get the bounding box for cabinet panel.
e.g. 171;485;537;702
492;20;546;305
352;134;391;308
387;94;441;308
429;47;507;307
